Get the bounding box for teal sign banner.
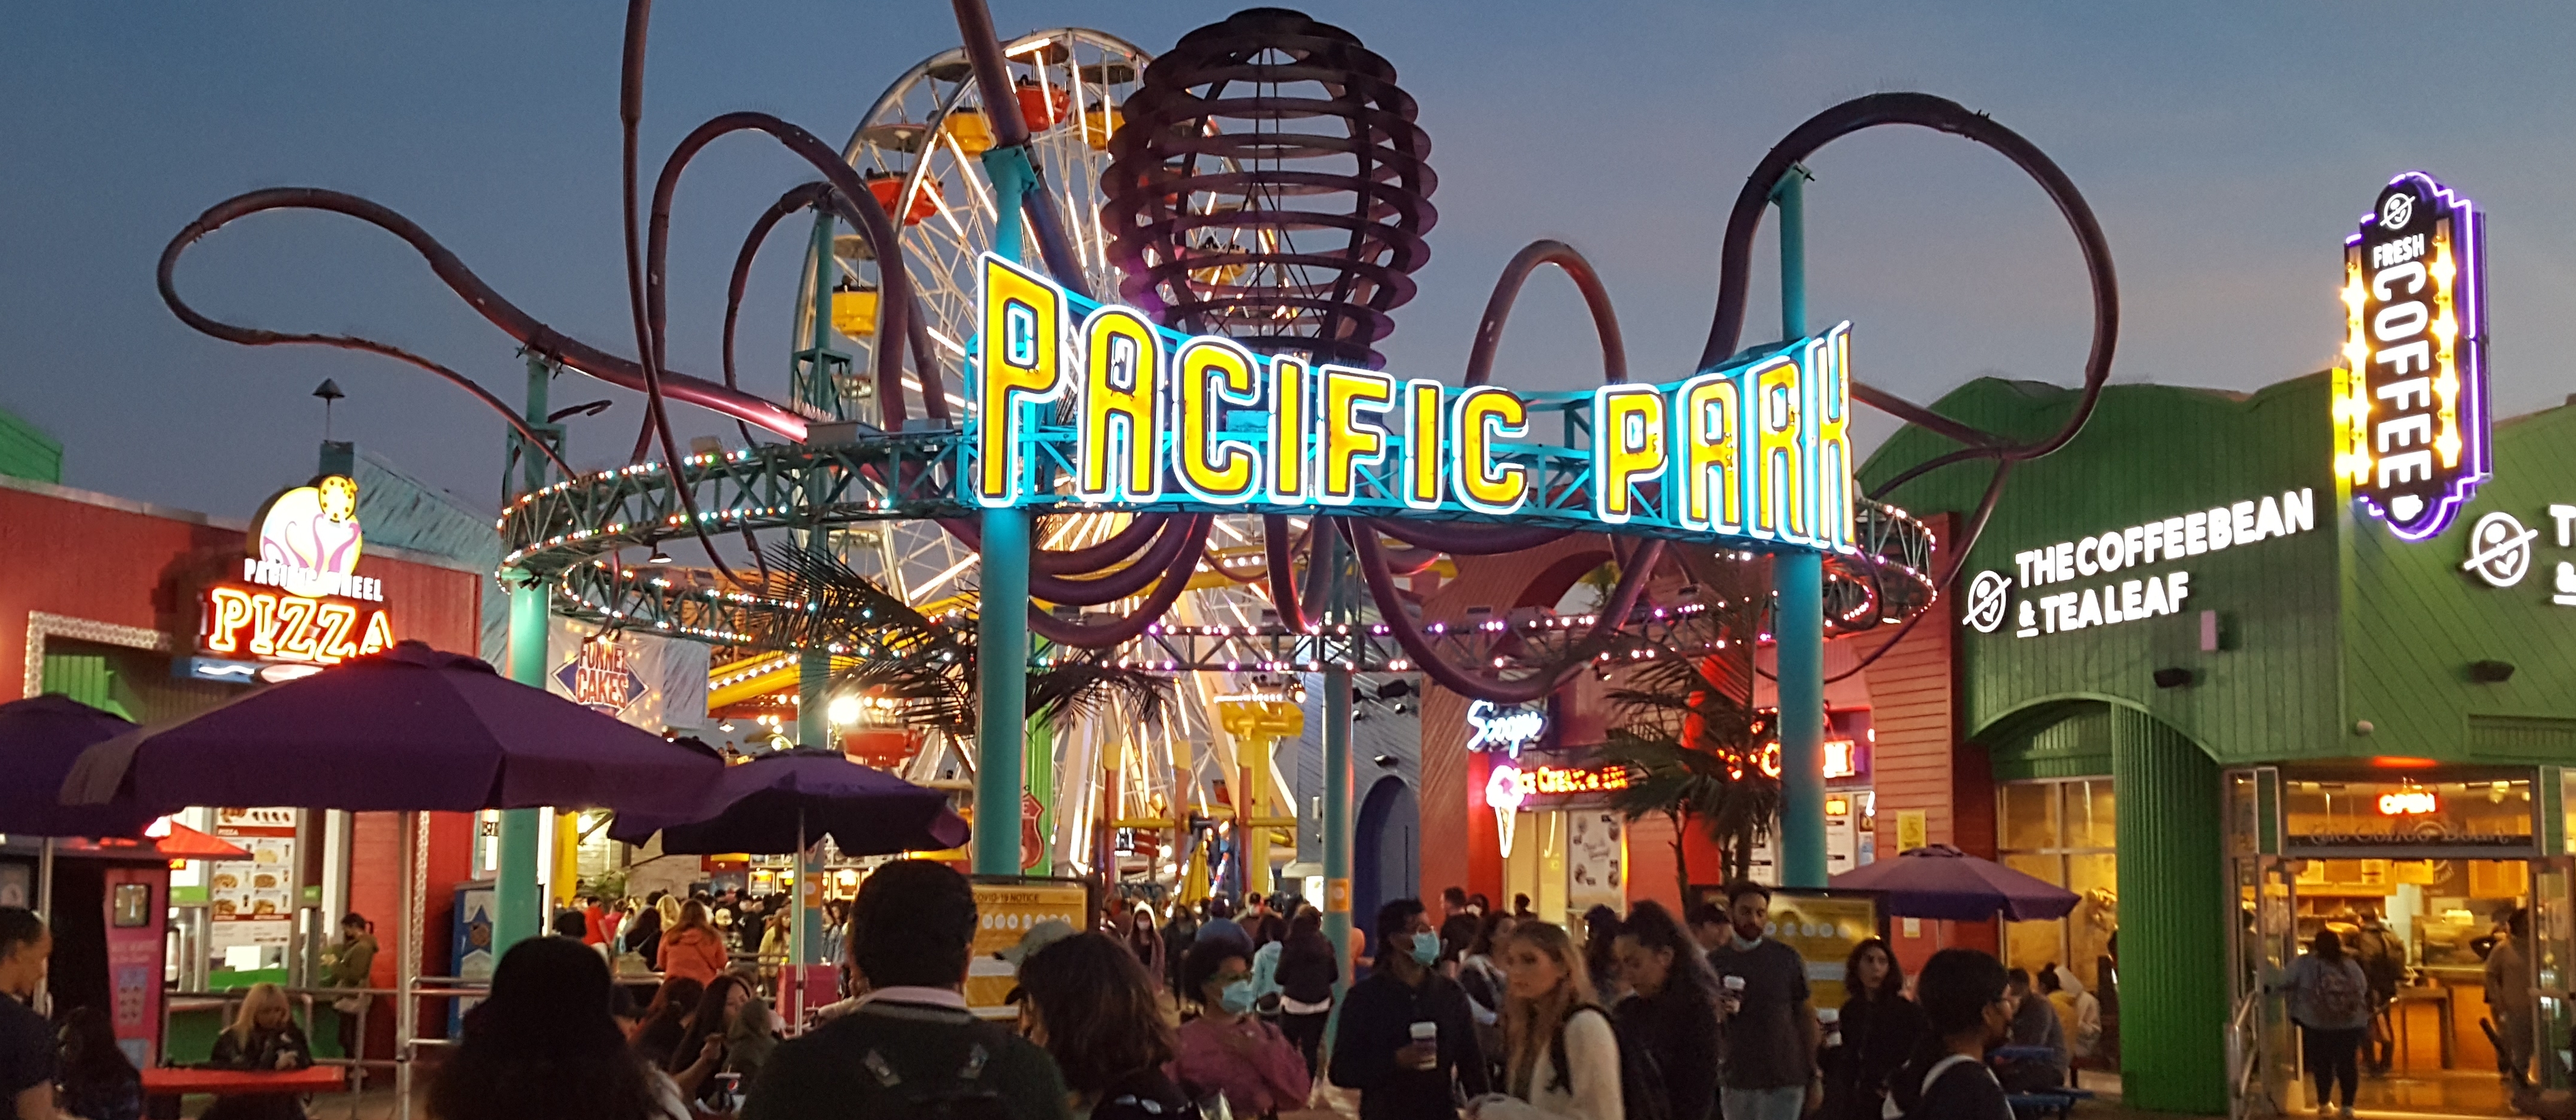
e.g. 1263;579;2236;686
968;255;1859;554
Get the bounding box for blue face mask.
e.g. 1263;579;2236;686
1220;979;1258;1016
1411;932;1441;967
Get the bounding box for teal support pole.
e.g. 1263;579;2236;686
971;146;1036;878
1318;527;1355;993
974;506;1031;876
1774;554;1825;887
496;356;555;952
1771;169;1827;889
498;583;549;949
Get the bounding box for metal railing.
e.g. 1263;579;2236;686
2228;989;2278;1120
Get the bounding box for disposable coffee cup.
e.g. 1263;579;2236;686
1409;1020;1440;1069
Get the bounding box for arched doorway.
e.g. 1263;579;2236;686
1353;776;1419;938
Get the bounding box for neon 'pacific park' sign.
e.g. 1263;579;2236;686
969;255;1860;554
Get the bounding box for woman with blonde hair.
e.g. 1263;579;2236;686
1467;922;1622;1120
657;899;729;985
205;982;313;1119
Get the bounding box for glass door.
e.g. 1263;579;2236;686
2229;768;2302;1118
2534;857;2575;1092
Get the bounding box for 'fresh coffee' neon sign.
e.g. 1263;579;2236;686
2335;172;2489;541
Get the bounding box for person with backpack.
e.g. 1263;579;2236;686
1885;949;2014;1120
2348;909;2405;1074
741;859;1069;1120
2279;929;2370;1119
1612;902;1718;1120
1464;921;1623;1120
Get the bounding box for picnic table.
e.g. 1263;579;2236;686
142;1066;347;1119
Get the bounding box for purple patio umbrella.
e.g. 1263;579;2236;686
1825;843;2080;922
609;748;966;1003
0;695;159;838
60;641;720;818
607;748;968;857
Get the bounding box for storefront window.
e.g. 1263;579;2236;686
1997;779;2120;996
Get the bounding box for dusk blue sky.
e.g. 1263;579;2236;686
5;2;2571;519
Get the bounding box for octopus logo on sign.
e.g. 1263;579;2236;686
250;475;376;601
2334;172;2490;541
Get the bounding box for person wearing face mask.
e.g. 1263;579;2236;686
1329;899;1490;1119
1884;950;2015;1120
1174;940;1312;1118
1125;903;1169;992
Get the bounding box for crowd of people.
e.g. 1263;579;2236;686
0;872;2099;1120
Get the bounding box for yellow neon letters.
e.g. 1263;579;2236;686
1174;338;1262;503
1752;356;1808;543
1808;324;1853;552
1075;306;1164;502
1593;385;1666;524
1450;387;1529;515
1268;358;1311;504
1319;366;1396;505
975;256;1067;505
965;255;1856;547
1402;379;1446;510
1674;371;1742;534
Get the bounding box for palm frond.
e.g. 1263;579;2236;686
1030;648;1176;728
756;543;974;668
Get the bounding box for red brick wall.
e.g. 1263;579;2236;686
0;480;487;1035
0;481;482;689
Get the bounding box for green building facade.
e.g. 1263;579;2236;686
1865;373;2576;1115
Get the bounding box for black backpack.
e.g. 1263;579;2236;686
1546;1004;1674;1120
821;1017;1022;1120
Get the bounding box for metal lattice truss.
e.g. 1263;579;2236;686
499;432;1935;668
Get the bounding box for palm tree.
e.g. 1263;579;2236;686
1599;638;1778;899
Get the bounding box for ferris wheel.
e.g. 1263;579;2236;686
792;28;1285;866
793;28;1148;612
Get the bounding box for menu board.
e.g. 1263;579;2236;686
1566;811;1625;917
1765;890;1881;1011
209;808;297;964
963;878;1093;1016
